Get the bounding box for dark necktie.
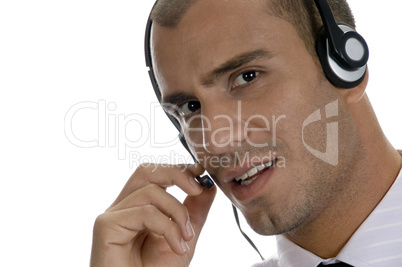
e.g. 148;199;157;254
317;262;354;267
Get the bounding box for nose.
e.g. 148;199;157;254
200;100;246;155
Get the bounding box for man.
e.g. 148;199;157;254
90;0;402;266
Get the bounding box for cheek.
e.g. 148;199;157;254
183;118;203;141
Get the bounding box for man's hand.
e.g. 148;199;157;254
90;164;217;267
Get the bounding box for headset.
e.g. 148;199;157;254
144;0;368;260
314;0;369;88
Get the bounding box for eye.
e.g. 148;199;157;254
233;71;260;88
178;101;201;117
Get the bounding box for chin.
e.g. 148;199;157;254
242;199;314;236
242;209;284;236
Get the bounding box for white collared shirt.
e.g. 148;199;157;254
252;167;402;267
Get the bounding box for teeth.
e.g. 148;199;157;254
265;161;273;168
247;167;258;177
256;163;265;171
234;160;275;184
236;173;248;181
241;175;258;186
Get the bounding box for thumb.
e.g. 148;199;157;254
183;186;217;253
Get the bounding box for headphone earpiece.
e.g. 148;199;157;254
314;0;369;89
316;24;368;89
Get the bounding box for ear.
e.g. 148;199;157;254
341;67;369;104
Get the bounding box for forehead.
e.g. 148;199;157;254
150;0;298;96
154;0;271;36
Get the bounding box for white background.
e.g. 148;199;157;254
0;1;401;266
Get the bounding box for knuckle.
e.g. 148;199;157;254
132;164;147;179
127;164;157;185
133;164;162;183
144;183;161;192
136;163;157;174
139;184;163;200
141;204;158;218
93;213;110;232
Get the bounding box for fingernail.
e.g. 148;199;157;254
186;220;195;238
181;238;189;252
189;175;201;189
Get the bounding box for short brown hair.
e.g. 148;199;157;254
267;0;355;56
151;0;356;56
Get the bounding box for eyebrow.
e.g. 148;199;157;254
161;92;194;113
161;49;273;107
201;49;273;86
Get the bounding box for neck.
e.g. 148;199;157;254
285;95;402;259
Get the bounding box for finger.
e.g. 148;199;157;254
94;205;190;256
110;164;205;208
183;185;217;255
108;184;195;241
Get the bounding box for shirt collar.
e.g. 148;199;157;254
337;166;402;266
276;166;402;267
276;235;323;267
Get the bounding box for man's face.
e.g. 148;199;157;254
151;0;359;235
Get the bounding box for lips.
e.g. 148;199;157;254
234;160;275;186
220;158;277;202
222;158;276;184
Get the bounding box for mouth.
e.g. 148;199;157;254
234;159;276;186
